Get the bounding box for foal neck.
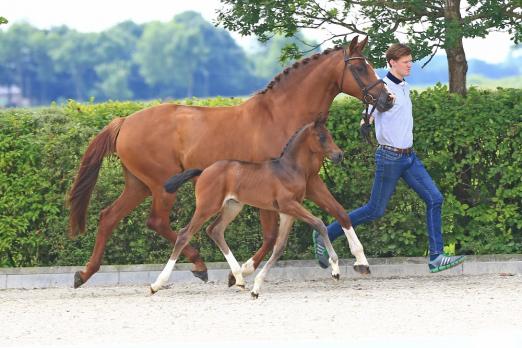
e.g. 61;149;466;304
278;128;324;177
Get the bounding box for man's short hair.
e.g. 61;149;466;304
386;43;412;65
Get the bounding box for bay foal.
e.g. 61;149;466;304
151;115;365;298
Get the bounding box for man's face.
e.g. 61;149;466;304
390;54;413;78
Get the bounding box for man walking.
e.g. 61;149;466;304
314;43;465;273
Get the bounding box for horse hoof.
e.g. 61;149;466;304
251;291;259;299
191;270;208;282
150;286;157;295
228;272;236;287
332;273;340;281
353;264;371;275
73;271;84;289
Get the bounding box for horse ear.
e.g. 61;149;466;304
358;36;368;51
348;35;359;54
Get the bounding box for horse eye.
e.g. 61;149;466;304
319;133;327;143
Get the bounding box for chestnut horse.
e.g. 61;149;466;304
151;116;354;298
68;36;393;288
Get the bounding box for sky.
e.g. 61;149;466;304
2;0;520;64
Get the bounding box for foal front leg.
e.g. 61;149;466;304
306;175;370;274
281;201;341;280
251;213;294;299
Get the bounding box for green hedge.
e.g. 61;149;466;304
0;86;521;267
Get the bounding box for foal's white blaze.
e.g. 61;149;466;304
223;251;245;286
342;227;369;266
151;259;176;292
241;258;255;276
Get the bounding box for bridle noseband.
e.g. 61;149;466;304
338;49;387;140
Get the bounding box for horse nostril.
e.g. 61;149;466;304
333;152;344;163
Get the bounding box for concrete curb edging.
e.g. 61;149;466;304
1;254;521;289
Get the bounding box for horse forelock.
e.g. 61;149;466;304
257;46;344;95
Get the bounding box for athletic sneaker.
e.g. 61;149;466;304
312;230;329;269
429;253;465;273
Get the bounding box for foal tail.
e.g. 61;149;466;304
164;169;203;193
68;117;125;238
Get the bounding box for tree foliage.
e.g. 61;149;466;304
217;0;522;95
0;12;268;105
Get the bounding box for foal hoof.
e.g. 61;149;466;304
191;270;209;283
332;273;340;281
150;286;157;295
353;264;371;275
73;271;84;289
251;291;259;299
228;272;236;287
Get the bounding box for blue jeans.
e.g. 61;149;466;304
327;147;444;256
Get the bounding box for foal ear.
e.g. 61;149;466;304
348;35;359;54
358;36;368;51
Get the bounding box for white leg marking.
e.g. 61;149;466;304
151;259;176;292
223;251;245;286
252;268;267;295
329;257;340;278
343;227;369;266
241;258;255;276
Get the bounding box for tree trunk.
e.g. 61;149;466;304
444;0;468;96
444;1;471;254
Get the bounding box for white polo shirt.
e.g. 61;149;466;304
374;73;413;149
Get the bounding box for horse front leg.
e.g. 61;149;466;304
306;175;370;274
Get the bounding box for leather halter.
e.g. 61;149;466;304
338;49;387;133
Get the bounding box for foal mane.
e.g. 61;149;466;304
277;126;306;158
257;46;344;95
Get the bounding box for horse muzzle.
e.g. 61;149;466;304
376;92;395;112
329;152;344;164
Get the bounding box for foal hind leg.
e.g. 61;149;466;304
147;191;208;282
205;200;245;288
251;213;294;299
151;198;221;293
242;209;278;276
74;170;149;288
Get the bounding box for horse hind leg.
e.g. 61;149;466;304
74;169;149;288
205;200;245;288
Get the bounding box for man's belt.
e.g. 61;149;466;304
378;144;413;154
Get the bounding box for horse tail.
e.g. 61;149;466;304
164;169;203;193
68;117;125;238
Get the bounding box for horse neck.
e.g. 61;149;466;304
254;51;344;127
280;129;324;177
